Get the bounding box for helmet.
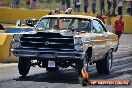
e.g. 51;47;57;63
65;8;72;14
55;8;60;14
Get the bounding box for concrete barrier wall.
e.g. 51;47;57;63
0;34;6;62
0;34;18;62
0;7;49;24
0;46;3;62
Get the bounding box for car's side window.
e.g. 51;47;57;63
92;19;106;33
78;19;91;32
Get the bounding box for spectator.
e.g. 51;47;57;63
107;0;112;13
62;0;66;11
92;0;96;14
100;0;105;14
114;16;124;39
55;8;60;14
36;0;40;9
11;0;16;8
131;1;132;16
96;14;105;24
31;0;36;9
26;0;31;9
16;0;20;8
76;0;81;12
73;0;77;12
117;0;123;15
83;0;88;13
112;0;117;15
71;0;74;8
0;0;2;7
127;1;132;16
66;0;70;8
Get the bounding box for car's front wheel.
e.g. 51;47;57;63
76;52;90;77
96;49;113;74
18;57;31;77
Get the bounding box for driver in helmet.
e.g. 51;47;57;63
55;8;61;14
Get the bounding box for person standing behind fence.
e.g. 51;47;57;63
11;0;19;8
114;16;124;39
107;0;112;13
83;0;88;13
73;0;76;12
0;0;2;7
36;0;40;9
31;0;36;9
66;0;70;8
76;0;81;12
100;0;105;14
16;0;19;8
112;0;117;15
62;0;66;11
131;1;132;16
92;0;96;14
11;0;16;8
117;0;123;15
26;0;30;9
96;14;105;24
127;1;132;16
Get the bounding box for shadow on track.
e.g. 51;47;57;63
14;69;79;84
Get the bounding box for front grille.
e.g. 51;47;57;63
20;32;74;50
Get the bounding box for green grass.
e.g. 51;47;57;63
1;0;129;15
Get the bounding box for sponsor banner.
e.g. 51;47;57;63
86;79;131;85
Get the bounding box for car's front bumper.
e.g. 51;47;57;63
11;49;85;60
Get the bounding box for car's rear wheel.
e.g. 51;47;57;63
96;49;113;74
18;57;31;77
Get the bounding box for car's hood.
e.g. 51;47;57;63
36;29;74;36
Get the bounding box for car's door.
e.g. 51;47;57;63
91;19;108;60
104;32;119;52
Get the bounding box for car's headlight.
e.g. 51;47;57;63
12;34;22;48
74;37;83;51
13;34;22;41
12;41;21;48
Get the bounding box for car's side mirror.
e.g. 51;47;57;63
16;20;21;26
34;24;37;28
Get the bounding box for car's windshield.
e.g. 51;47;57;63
36;17;91;32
